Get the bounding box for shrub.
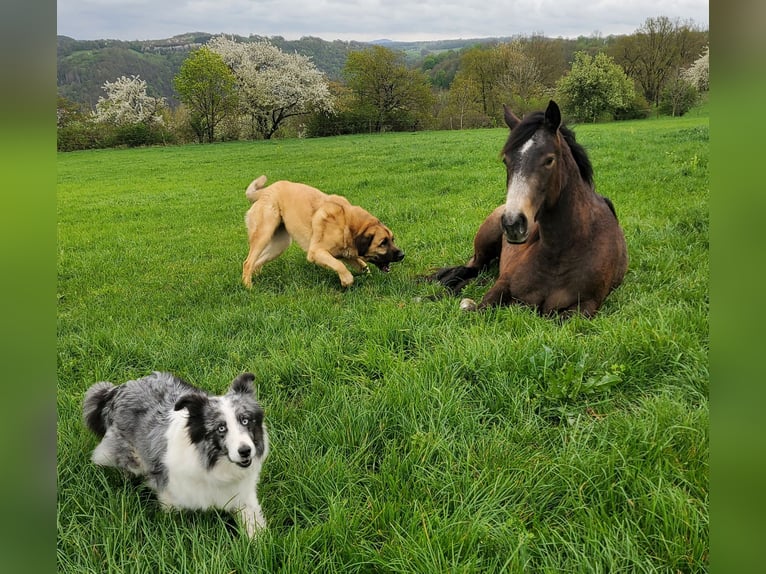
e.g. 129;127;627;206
57;120;114;152
659;78;699;117
614;92;651;121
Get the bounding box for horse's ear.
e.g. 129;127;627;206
544;100;561;131
503;104;521;129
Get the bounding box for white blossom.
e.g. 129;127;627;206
94;75;167;126
682;46;709;92
208;36;334;138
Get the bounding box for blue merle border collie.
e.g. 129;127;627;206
83;371;269;537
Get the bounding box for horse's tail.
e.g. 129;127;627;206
245;175;268;203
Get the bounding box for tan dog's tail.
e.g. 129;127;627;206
245;175;268;203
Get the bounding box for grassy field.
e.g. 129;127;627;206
57;113;708;572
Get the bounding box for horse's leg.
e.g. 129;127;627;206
477;277;514;309
430;205;504;293
561;299;600;319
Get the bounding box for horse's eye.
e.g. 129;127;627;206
544;156;555;167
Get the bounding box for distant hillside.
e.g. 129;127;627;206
57;33;507;109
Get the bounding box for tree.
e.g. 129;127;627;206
556;51;636;122
173;47;238;143
208;36;335;140
443;75;483;129
660;74;699;117
494;42;546;116
522;35;569;89
458;46;503;118
682;46;709;92
57;96;88;129
94;74;166;127
610;17;707;107
343;45;435;132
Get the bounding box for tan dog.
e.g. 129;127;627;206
242;176;404;288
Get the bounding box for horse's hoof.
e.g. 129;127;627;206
459;298;477;311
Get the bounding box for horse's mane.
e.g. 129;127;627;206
502;111;594;186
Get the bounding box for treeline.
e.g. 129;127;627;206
59;33;377;108
56;32;633;109
57;17;708;151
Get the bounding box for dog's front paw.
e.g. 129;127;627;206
340;277;354;288
240;508;266;537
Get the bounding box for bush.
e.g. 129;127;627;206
57;120;113;152
58;120;172;151
614;92;651;121
659;78;699;117
305;109;374;137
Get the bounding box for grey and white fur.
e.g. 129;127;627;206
83;371;269;536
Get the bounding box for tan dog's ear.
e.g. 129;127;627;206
354;233;374;256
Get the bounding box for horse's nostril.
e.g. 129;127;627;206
502;212;529;243
502;212;526;232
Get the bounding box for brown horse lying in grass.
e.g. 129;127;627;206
430;100;628;318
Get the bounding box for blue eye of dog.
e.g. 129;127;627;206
240;416;249;426
217;424;227;434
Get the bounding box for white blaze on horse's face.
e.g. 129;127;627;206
505;136;536;212
503;134;540;243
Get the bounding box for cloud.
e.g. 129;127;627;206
57;0;709;41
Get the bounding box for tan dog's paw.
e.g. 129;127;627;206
339;271;355;288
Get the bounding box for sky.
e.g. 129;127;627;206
57;0;709;43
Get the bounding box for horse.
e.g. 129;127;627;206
429;100;628;318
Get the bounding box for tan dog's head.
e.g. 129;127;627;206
354;222;405;273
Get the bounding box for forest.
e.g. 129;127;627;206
57;17;708;150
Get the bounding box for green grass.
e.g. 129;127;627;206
58;116;708;573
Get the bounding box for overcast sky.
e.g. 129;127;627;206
57;0;708;43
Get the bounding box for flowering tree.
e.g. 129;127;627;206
94;75;166;127
208;36;334;139
682;46;709;92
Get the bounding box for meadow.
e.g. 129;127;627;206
57;111;708;572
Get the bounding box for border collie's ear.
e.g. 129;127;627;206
503;104;521;129
354;233;374;256
230;372;255;395
174;393;208;415
544;100;561;132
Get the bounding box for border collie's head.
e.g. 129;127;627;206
174;373;268;469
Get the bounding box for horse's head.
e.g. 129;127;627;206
500;100;563;243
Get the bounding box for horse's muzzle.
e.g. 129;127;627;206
502;211;529;243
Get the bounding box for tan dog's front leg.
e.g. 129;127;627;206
348;258;370;274
307;248;355;287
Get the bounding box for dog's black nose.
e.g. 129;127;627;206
394;250;405;262
238;445;252;458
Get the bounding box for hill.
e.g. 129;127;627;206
57;33;509;109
